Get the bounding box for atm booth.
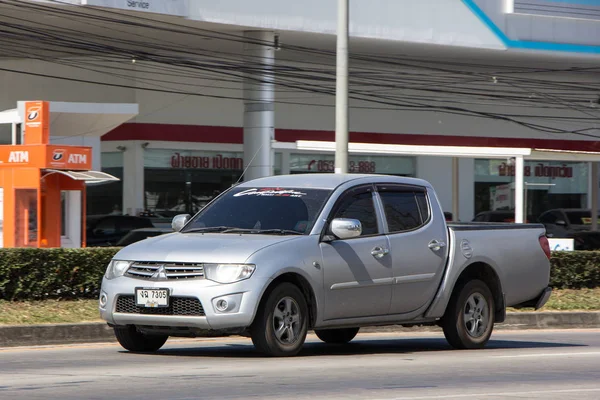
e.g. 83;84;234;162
0;100;134;248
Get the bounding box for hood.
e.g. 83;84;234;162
114;232;302;263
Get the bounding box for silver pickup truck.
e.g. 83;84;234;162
99;174;552;357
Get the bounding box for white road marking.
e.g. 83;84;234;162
381;388;600;399
491;351;600;358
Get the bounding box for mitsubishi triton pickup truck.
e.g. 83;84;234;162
99;174;552;357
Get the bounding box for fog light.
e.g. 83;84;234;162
212;293;243;314
99;292;108;308
216;299;228;312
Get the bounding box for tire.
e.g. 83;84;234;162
314;328;360;344
442;279;495;350
250;282;309;357
114;325;168;352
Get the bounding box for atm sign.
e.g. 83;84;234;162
8;151;29;163
68;154;87;164
47;146;92;169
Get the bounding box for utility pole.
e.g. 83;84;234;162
335;0;349;174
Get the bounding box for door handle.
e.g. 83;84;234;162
428;240;446;251
371;246;390;258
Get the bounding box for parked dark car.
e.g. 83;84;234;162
538;208;600;250
538;208;597;237
116;227;174;247
472;210;535;223
86;215;154;247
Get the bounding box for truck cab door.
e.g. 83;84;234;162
320;185;393;320
375;184;449;315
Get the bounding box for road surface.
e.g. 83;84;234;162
0;329;599;399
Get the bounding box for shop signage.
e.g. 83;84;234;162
170;152;243;170
291;154;414;176
82;0;188;16
490;184;513;211
8;151;29;163
24;101;49;145
0;146;92;170
46;146;92;170
498;162;573;179
308;159;377;173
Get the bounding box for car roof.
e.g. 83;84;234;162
236;173;430;190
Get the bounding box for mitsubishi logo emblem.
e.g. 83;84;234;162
151;265;168;280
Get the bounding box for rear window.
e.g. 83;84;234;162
377;186;430;233
565;211;596;225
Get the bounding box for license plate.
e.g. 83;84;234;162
135;288;169;308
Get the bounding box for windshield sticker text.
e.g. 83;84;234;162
233;188;307;198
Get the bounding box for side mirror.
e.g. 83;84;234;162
172;214;191;232
330;218;362;240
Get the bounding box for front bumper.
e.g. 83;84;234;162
99;275;266;331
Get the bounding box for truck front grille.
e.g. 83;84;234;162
115;295;205;316
125;262;205;280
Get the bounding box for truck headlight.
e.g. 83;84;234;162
204;264;255;284
105;260;132;280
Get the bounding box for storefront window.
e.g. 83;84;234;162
474;159;588;221
144;149;244;217
274;153;282;175
87;152;123;216
289;153;415;176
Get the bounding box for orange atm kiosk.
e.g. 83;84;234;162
0;101;117;248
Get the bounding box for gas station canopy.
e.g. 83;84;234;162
0;101;139;139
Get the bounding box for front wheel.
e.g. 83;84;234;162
314;328;360;344
250;283;309;357
442;279;495;349
114;325;168;352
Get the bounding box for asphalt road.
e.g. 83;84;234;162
0;329;599;400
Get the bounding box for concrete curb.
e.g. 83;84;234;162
1;312;599;348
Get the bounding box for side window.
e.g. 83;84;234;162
94;218;117;235
332;190;379;236
415;192;430;222
539;212;558;224
377;185;429;233
119;217;149;233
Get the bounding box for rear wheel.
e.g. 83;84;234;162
250;283;308;357
442;279;495;349
314;328;360;344
114;325;168;352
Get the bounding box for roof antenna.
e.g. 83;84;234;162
234;143;264;186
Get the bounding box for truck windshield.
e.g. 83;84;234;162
181;187;332;235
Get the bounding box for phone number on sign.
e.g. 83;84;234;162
307;160;377;173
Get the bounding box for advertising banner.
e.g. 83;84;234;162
83;0;188;17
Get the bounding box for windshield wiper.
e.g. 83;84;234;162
184;227;303;235
222;228;303;235
183;226;237;233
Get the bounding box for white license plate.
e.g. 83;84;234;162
135;288;169;308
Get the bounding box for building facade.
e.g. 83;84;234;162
2;0;600;222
